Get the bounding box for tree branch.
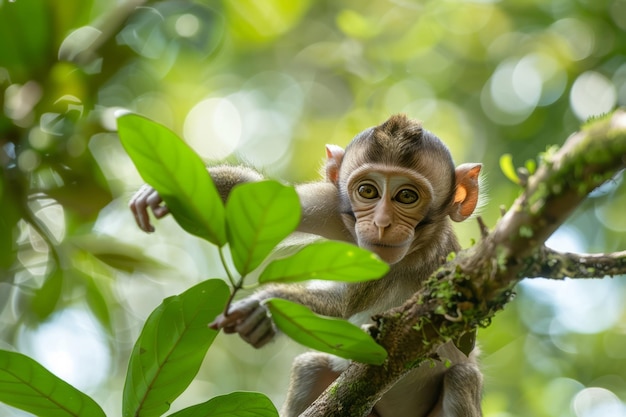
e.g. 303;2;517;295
301;110;626;417
525;247;626;279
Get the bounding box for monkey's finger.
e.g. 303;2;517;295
146;190;169;219
249;328;275;349
222;325;238;334
239;318;275;349
235;307;275;348
129;185;155;233
209;298;262;330
208;314;230;330
234;305;269;337
208;310;248;330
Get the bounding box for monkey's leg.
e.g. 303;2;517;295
429;363;483;417
281;352;342;417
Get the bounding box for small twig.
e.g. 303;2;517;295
476;216;489;239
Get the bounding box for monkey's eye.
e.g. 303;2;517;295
358;184;379;199
395;189;419;204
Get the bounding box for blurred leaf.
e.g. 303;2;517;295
336;9;380;40
118;1;224;60
0;350;106;417
84;275;113;333
70;253;115;333
123;279;230;417
0;173;20;269
117;113;227;246
226;181;301;276
259;241;389;284
499;154;520;185
30;266;63;321
225;0;311;44
0;1;51;79
266;299;387;365
525;158;537;175
50;0;94;42
45;174;112;221
167;391;278;417
71;235;168;273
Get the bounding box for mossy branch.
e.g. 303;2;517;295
525;248;626;279
301;109;626;417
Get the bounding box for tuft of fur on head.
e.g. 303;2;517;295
339;114;458;214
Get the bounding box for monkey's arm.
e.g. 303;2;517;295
210;282;347;348
130;166;349;241
129;165;264;232
295;182;350;241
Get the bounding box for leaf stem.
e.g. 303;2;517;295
218;245;245;316
218;246;237;288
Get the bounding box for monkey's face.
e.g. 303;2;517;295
342;165;434;264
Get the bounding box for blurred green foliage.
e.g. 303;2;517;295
1;0;625;416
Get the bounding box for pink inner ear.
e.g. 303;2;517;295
468;165;481;180
325;144;345;161
325;144;345;184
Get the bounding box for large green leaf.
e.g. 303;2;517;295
123;279;230;417
0;350;106;417
117;113;227;246
167;391;278;417
225;181;300;276
258;241;389;284
266;299;387;365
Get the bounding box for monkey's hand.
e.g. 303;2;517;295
209;298;276;348
129;184;170;232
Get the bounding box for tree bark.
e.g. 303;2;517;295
300;110;626;417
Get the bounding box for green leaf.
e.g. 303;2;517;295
525;158;537;175
84;275;113;333
117;113;227;246
259;241;389;284
167;391;278;417
30;267;63;321
226;181;301;276
266;299;387;365
499;153;520;185
123;279;230;417
0;350;105;417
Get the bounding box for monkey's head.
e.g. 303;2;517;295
325;114;481;265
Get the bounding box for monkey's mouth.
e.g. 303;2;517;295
361;241;410;265
364;241;409;249
369;243;406;249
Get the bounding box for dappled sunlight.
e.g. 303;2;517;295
521;226;623;334
570;71;617;121
16;308;111;393
573;387;626;417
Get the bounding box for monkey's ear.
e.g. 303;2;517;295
450;163;482;222
325;144;345;185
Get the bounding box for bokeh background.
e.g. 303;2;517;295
1;0;626;416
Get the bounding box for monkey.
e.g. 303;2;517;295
129;114;483;417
